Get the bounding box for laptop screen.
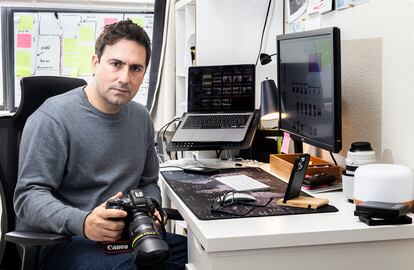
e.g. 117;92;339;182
187;64;255;113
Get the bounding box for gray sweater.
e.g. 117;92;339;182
14;87;160;236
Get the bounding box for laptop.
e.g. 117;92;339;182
171;64;255;143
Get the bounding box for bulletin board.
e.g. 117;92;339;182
1;8;153;109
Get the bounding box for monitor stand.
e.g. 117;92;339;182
293;139;303;153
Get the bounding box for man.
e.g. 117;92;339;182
13;20;187;269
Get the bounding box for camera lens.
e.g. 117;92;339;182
129;212;169;267
343;142;376;203
345;142;376;175
106;189;170;268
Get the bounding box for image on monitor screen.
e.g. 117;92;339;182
277;27;341;153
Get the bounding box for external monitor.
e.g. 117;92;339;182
277;27;342;153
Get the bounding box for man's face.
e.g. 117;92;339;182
91;38;147;113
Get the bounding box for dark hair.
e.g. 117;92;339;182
95;19;151;68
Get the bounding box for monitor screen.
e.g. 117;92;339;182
277;27;342;153
187;64;255;113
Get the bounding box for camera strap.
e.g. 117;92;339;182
99;240;133;254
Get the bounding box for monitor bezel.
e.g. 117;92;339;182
277;27;342;153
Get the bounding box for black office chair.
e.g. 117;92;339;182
0;76;87;270
0;76;183;270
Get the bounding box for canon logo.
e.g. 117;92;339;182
107;244;129;250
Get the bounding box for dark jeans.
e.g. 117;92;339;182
39;233;187;270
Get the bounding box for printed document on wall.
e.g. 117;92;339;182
288;0;307;23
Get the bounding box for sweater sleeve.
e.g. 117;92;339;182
13;110;89;235
137;116;161;205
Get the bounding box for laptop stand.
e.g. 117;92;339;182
167;110;260;151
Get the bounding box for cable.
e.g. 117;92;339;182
159;165;186;170
164;119;179;160
156;154;168;164
162;120;175;144
255;0;272;66
157;117;181;142
157;117;181;161
329;152;338;166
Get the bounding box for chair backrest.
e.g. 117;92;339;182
13;76;87;131
0;76;86;268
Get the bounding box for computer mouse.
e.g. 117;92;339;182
183;166;219;175
222;192;256;204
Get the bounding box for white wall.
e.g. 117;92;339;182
294;0;414;169
196;0;284;108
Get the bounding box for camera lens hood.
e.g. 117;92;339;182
134;237;169;267
349;141;373;152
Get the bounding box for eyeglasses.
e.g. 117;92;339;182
210;191;273;217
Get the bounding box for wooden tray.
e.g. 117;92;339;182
270;154;341;182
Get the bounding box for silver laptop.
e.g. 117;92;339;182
171;64;255;143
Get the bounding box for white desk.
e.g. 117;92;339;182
159;161;414;270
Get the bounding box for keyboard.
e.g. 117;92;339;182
214;174;271;192
182;114;250;129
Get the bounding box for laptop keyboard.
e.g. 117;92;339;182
182;115;250;129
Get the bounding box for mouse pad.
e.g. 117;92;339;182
161;167;338;220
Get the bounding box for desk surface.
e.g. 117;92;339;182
160;160;414;253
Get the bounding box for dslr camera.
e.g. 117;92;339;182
106;189;169;268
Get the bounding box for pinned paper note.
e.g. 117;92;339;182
17;33;32;48
281;132;291;154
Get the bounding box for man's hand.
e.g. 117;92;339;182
84;192;127;242
153;210;168;231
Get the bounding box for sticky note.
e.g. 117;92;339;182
64;53;79;68
16;51;32;76
79;46;94;75
18;15;33;31
63;38;78;53
16;33;32;48
79;26;94;42
104;18;118;25
131;17;145;27
281;132;291;154
70;66;79;77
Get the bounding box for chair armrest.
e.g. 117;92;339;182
163;208;183;221
5;231;70;246
5;231;70;270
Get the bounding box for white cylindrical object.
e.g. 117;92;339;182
354;164;414;204
345;150;376;174
342;172;354;202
